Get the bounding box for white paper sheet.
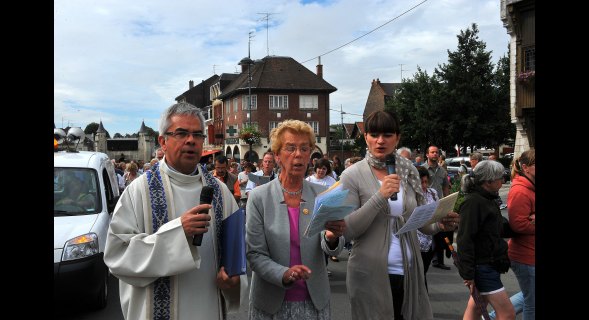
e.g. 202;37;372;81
394;191;459;235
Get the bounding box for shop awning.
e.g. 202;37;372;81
201;150;221;157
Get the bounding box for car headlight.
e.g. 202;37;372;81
62;233;99;261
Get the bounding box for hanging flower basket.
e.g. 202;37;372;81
239;127;261;145
517;70;535;85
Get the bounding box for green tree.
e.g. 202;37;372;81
489;54;516;148
434;23;498;154
353;135;367;156
84;122;99;135
84;122;110;138
387;67;446;153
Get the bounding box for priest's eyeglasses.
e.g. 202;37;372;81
164;130;205;140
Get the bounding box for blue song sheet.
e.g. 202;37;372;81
221;208;247;276
304;182;356;238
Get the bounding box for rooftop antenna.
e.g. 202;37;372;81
248;30;255;58
399;64;409;82
213;64;219;74
257;12;276;56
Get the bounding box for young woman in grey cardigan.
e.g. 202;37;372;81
340;110;459;319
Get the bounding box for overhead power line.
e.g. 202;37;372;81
300;0;428;64
329;108;363;117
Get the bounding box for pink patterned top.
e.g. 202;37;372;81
284;206;311;301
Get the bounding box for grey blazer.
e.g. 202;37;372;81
246;178;344;314
341;156;437;319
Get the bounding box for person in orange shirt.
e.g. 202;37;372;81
507;149;535;319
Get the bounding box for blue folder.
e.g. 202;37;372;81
221;208;247;276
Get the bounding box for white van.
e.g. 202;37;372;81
54;138;120;309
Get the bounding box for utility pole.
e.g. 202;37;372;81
239;31;255;163
340;105;346;161
329;107;363;160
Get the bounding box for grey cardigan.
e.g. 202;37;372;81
341;155;439;320
246;178;344;314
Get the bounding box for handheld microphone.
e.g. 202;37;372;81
385;155;398;201
193;186;214;246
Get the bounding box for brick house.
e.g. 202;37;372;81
175;74;239;160
362;78;401;122
214;55;337;164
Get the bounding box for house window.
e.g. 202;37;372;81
299;95;318;110
242;95;257;110
210;83;220;99
269;95;288;110
306;121;319;135
524;46;535;71
225;101;231;115
243;122;258;130
233;98;238;113
269;121;280;132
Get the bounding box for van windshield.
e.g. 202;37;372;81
54;168;101;216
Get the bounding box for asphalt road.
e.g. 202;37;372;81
56;184;522;319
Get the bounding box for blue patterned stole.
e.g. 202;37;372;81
198;163;224;265
145;162;224;320
198;163;227;318
145;162;172;320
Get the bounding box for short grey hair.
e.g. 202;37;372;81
469;152;483;162
159;102;206;136
397;147;412;158
461;160;505;193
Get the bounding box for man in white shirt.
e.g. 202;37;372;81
245;151;277;196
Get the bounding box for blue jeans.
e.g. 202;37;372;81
511;261;535;320
489;291;523;319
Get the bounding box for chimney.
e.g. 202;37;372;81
316;56;323;79
189;80;194;89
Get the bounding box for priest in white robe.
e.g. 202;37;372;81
104;102;247;320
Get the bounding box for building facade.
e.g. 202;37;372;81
210;55;337;164
501;0;535;156
94;121;156;162
362;79;401;122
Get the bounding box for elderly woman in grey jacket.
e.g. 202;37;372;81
340;110;459;320
246;119;346;319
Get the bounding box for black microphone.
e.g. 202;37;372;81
385;155;398;201
193;186;214;246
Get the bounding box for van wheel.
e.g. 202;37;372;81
93;269;109;309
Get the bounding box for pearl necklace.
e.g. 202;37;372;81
280;183;303;196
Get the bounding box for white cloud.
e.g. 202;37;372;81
55;0;509;134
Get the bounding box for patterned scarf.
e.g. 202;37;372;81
145;162;224;320
365;149;426;212
365;149;390;169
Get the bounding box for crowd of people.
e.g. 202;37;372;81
102;101;533;320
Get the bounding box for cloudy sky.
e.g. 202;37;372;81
54;0;510;136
